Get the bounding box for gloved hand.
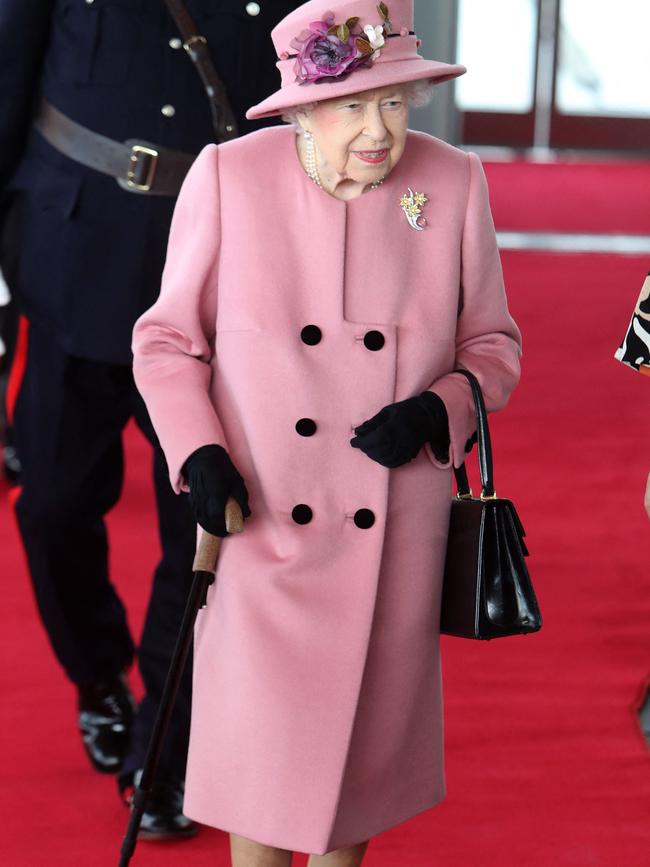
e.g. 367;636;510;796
350;391;450;468
181;444;251;537
465;431;478;454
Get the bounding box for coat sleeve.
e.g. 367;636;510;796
132;144;228;493
424;151;522;469
0;0;54;193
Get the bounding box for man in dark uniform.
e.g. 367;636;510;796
0;0;299;839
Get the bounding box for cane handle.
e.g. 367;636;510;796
225;497;245;535
192;498;244;573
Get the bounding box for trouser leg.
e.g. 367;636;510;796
122;386;196;779
13;325;134;685
0;194;22;368
1;194;24;477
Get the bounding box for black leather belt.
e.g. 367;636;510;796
33;98;197;196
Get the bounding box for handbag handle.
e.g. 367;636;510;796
450;368;496;500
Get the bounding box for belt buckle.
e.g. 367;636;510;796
126;144;159;192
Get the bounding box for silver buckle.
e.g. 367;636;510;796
126;145;159;192
183;34;207;54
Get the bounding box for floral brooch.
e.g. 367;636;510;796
290;3;393;85
400;188;429;231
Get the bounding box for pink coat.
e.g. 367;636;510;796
132;127;521;854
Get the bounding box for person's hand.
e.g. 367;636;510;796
182;444;251;536
645;472;650;520
350;392;450;468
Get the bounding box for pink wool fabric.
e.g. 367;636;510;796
132;126;521;855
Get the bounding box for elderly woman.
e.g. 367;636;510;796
132;1;521;865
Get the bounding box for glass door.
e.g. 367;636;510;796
456;0;540;147
551;0;650;150
456;0;650;152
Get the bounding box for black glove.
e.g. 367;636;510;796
181;444;251;537
350;391;450;468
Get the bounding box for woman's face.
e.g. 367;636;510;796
298;85;409;193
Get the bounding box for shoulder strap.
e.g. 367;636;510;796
162;0;239;143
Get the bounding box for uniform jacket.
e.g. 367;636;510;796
132;127;522;854
0;0;300;363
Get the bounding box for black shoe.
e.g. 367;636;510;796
119;771;198;841
77;674;135;774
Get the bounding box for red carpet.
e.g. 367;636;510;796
483;160;650;235
2;255;650;861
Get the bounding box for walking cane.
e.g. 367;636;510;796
118;497;244;867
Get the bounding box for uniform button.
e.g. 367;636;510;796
246;2;261;15
292;504;313;525
300;324;322;345
363;330;385;351
161;104;176;118
295;418;317;437
354;509;375;529
85;0;95;5
169;37;182;49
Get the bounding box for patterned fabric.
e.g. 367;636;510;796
615;273;650;377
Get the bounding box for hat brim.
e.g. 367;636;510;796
246;58;466;120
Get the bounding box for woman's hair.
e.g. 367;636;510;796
281;79;436;127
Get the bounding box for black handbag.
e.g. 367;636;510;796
440;369;542;640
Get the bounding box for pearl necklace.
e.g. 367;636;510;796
303;131;385;193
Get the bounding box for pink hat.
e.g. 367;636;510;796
246;0;466;120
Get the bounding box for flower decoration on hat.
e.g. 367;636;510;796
377;2;393;34
363;24;385;58
291;4;395;85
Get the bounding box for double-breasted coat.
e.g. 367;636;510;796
132;126;522;854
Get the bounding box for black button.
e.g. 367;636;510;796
363;330;385;351
292;504;313;524
354;509;375;529
301;325;322;345
295;418;317;437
